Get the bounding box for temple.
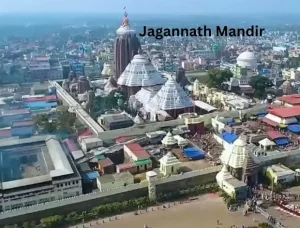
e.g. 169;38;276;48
117;53;166;96
114;11;141;81
146;77;194;119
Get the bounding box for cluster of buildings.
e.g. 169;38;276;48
0;136;82;211
212;98;300;198
2;11;300;223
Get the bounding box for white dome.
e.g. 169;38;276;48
116;26;136;35
102;63;113;76
149;77;194;111
233;136;247;147
134;115;144;124
220;136;247;169
216;165;232;183
161;132;177;146
116;14;136;35
236;51;257;70
135;86;161;106
117;54;165;87
159;151;181;166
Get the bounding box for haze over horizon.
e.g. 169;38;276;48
0;0;299;15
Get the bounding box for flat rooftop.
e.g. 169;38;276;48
0;135;74;190
268;164;295;177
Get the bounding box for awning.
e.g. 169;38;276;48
259;138;275;147
274;138;289;145
227;121;237;127
267;131;285;140
261;117;279;127
222;132;238;143
287;124;300;133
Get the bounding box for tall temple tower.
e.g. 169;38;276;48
114;11;141;80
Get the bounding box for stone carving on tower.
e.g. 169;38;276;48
175;67;190;87
85;90;95;113
114;9;141;81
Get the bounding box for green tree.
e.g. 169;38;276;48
44;120;58;133
206;69;233;88
65;212;80;224
287;56;300;68
249;76;273;98
40;215;64;228
29;221;36;228
22;222;30;228
57;109;76;133
258;222;273;228
34;114;49;126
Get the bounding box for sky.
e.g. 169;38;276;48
0;0;299;14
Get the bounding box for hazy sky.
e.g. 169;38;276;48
0;0;298;14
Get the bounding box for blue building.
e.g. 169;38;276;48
0;109;32;127
71;62;85;76
24;101;58;110
11;120;36;137
259;69;272;78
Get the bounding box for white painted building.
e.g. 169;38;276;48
96;172;134;191
159;152;181;176
0;136;82;211
79;136;103;152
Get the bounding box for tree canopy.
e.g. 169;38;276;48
40;215;64;228
287;56;300;68
249;76;273;98
206;69;233;88
34;107;76;134
91;91;127;118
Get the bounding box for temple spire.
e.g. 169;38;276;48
122;7;129;27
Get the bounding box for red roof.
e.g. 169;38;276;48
116;136;135;144
79;130;93;137
2;109;30;115
0;129;12;138
125;143;151;159
269;107;300;118
65;139;80;152
23;96;57;103
267;130;286;140
11;120;34;127
117;162;136;171
261;117;279;127
98;158;114;168
279;95;300;105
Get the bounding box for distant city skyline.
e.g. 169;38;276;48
0;0;299;14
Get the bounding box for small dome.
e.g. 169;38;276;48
237;51;256;60
166;151;173;157
161;132;177;146
150;77;194;111
102;63;114;76
117;54;165;87
237;51;257;70
134;115;144;124
116;14;136;35
216;165;232;184
233;136;247;147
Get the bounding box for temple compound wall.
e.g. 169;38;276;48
0;166;221;226
97;104;268;141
